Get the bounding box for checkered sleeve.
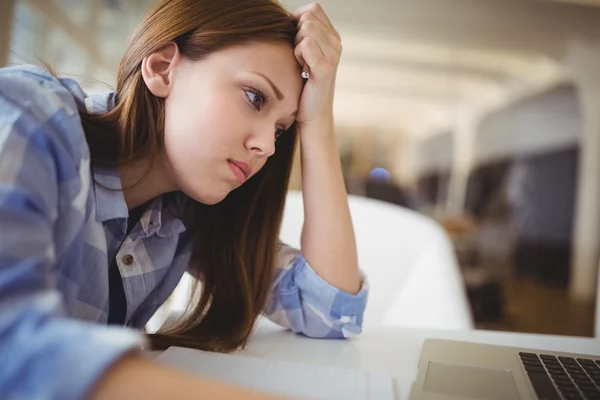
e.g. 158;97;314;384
263;243;369;338
0;65;145;400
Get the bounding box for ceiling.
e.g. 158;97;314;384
279;0;600;139
543;0;600;6
20;0;600;140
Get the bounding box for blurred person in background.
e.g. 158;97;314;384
364;167;419;209
0;0;367;398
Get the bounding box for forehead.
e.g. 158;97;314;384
210;41;303;99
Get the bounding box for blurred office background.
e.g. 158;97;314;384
2;0;599;337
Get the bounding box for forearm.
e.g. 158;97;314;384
90;355;283;400
299;119;361;294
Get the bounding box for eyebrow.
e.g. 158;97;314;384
250;71;298;119
251;71;285;101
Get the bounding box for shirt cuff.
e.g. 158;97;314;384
24;318;147;400
293;253;369;337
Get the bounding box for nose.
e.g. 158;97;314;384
246;126;276;158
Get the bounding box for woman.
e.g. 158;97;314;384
0;0;367;399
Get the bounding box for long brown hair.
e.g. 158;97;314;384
81;0;299;352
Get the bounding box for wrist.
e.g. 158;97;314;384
297;110;334;129
299;128;336;152
299;132;339;165
298;116;335;143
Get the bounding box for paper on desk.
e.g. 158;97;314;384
156;346;395;400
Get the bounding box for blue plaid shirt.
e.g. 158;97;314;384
0;65;368;400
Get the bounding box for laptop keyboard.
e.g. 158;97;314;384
519;352;600;400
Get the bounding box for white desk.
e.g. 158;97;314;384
233;320;600;399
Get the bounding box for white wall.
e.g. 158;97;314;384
475;83;581;165
416;83;581;178
417;130;453;176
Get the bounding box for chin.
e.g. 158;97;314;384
202;195;228;205
186;185;232;205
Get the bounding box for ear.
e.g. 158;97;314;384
141;42;180;98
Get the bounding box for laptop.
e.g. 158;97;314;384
410;339;600;399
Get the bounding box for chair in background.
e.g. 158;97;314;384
280;191;474;331
147;191;475;333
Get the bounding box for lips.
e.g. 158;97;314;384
228;160;251;184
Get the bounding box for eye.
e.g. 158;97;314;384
245;88;266;111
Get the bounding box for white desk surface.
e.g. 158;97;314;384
226;319;600;400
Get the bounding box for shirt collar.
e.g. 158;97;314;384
85;92;116;114
86;93;187;237
92;166;187;237
92;166;129;223
142;194;188;238
85;92;128;224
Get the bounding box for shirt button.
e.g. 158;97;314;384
122;254;134;265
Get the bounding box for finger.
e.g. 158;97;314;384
291;2;320;20
295;54;306;68
294;41;306;68
294;39;311;79
296;8;340;42
295;12;342;55
292;3;340;41
294;7;330;33
294;37;331;78
295;18;339;61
